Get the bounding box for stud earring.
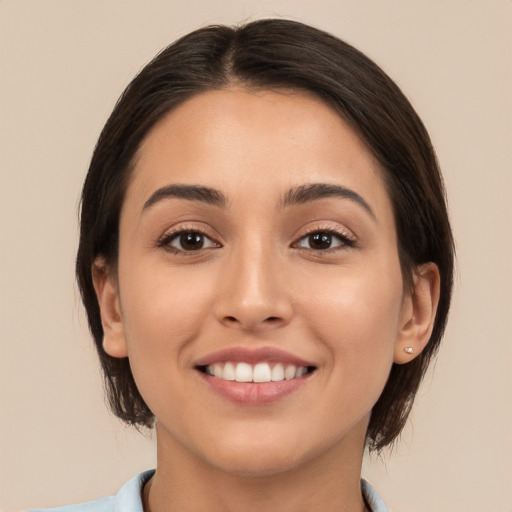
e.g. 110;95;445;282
404;347;414;354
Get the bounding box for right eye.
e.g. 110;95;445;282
158;230;220;253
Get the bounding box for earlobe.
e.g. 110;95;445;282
92;258;128;358
394;262;441;364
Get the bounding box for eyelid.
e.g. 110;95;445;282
291;223;357;251
157;223;222;254
155;221;356;254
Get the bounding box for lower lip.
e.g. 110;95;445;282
197;371;311;405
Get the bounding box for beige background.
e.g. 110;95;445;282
1;1;511;511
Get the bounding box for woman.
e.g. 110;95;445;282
36;18;453;512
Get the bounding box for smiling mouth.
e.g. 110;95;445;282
197;362;316;383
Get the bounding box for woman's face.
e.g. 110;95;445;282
100;89;413;476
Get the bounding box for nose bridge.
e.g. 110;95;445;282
214;233;293;331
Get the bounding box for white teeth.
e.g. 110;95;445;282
253;363;272;383
235;362;253;382
284;365;296;380
213;364;223;379
204;361;309;382
271;363;284;381
223;362;236;381
295;366;307;377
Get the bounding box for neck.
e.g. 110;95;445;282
144;419;370;512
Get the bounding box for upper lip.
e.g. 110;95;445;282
194;346;315;368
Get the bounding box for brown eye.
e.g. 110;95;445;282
294;230;353;251
178;232;205;250
160;230;219;253
307;233;333;250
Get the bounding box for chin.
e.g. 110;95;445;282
193;423;343;479
207;445;309;478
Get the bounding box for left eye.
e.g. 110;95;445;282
162;231;218;252
294;231;349;250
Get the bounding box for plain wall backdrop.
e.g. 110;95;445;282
1;1;511;511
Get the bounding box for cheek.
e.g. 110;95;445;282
116;265;217;420
118;263;215;363
302;266;404;384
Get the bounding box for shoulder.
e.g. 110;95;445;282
28;470;155;512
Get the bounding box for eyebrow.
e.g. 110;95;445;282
281;183;376;219
142;182;375;220
143;184;227;211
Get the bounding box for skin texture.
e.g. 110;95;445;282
93;89;439;512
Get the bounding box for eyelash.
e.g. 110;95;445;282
157;226;356;255
157;227;220;255
292;226;356;252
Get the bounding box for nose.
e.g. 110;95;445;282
213;241;294;332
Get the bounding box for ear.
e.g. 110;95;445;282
394;262;441;364
91;257;128;358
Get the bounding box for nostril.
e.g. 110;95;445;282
219;310;291;331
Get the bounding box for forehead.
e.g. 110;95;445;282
125;88;391;216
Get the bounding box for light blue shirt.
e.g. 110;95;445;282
30;470;389;512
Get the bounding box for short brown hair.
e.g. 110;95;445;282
76;19;454;451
